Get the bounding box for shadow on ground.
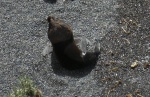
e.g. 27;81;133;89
43;0;75;4
50;52;99;78
43;0;57;4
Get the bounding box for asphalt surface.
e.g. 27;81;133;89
0;0;150;97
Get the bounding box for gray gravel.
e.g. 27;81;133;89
0;0;150;97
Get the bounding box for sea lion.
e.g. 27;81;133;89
46;16;100;70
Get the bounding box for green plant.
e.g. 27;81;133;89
9;76;42;97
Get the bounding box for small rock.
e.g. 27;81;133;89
131;60;138;69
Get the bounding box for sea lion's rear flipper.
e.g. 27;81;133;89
76;37;92;53
74;37;81;45
81;37;91;53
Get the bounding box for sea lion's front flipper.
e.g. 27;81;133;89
42;42;53;57
94;42;100;54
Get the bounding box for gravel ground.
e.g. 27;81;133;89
0;0;149;97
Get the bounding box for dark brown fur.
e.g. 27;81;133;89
47;16;99;70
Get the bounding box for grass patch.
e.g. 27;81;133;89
9;76;42;97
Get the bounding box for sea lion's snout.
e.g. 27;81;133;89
47;16;55;23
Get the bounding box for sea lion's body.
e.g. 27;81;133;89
47;16;99;70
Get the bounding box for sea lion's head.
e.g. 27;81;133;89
47;16;73;44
